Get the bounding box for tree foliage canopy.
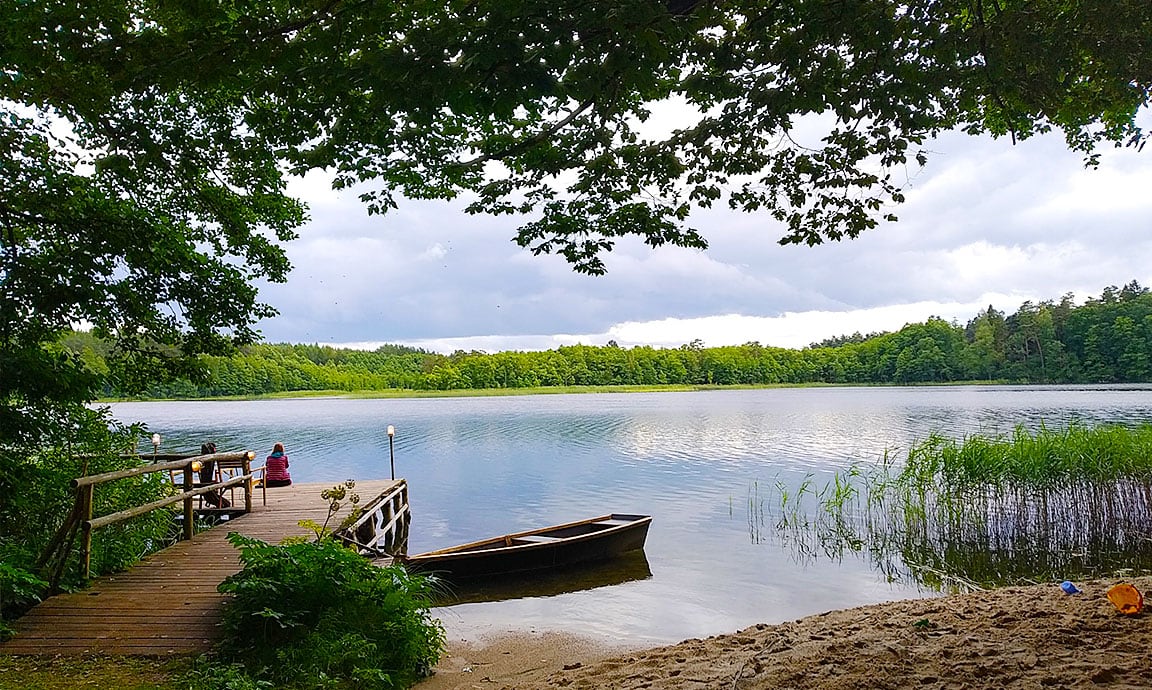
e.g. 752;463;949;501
71;282;1152;396
2;0;1150;441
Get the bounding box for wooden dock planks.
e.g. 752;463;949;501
0;480;403;656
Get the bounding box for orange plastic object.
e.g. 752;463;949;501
1106;583;1144;615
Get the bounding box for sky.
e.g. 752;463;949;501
255;117;1152;354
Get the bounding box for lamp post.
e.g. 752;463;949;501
387;425;396;480
151;433;162;462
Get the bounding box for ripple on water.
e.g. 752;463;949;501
106;386;1152;642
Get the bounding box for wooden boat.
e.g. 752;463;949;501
400;513;652;581
437;549;652;604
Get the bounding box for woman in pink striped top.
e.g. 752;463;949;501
264;442;292;487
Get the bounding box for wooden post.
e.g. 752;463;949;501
243;452;253;513
183;463;194;540
49;518;80;592
78;484;94;580
36;500;80;572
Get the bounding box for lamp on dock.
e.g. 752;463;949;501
387;425;396;480
150;433;161;461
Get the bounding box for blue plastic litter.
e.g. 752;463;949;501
1061;580;1081;595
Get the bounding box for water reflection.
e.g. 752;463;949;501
108;385;1152;643
758;467;1152;592
432;550;653;605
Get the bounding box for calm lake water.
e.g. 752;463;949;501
108;385;1152;645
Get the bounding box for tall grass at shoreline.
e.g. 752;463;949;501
759;423;1152;591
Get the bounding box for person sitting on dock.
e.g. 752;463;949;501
198;441;231;508
263;442;292;487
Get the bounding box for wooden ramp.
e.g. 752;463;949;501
0;480;404;656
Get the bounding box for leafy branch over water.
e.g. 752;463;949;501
755;424;1152;592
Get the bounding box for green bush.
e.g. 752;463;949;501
179;659;274;690
0;560;47;640
0;406;175;628
215;533;444;690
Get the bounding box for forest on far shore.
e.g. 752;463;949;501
64;282;1152;398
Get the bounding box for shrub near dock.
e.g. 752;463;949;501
215;532;444;690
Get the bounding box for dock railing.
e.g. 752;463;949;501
37;451;258;585
334;480;411;558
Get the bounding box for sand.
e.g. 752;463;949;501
417;577;1152;689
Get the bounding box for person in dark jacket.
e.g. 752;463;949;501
198;441;230;508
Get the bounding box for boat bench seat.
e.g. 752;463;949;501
517;534;562;543
594;519;630;526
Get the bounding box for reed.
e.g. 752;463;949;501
760;423;1152;591
903;424;1152;488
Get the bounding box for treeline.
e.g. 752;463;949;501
64;281;1152;397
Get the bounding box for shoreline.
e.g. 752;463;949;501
417;576;1152;689
3;577;1149;689
97;380;1032;404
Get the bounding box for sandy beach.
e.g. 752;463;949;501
418;577;1152;689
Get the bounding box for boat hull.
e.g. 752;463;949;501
403;513;651;581
439;549;653;604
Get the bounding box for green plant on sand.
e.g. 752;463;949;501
206;481;443;689
214;532;444;689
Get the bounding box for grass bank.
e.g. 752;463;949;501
0;656;190;690
102;382;849;403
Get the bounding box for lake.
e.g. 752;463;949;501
108;385;1152;645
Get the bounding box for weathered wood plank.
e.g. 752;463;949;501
0;640;214;654
0;480;403;657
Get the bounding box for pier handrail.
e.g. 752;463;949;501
39;451;256;585
86;474;254;530
72;456;206;487
335;481;411;557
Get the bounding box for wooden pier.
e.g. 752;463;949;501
0;479;405;656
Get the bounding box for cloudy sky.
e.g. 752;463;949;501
255;115;1152;353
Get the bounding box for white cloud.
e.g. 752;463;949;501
334;293;1035;353
259;124;1152;351
420;243;449;261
